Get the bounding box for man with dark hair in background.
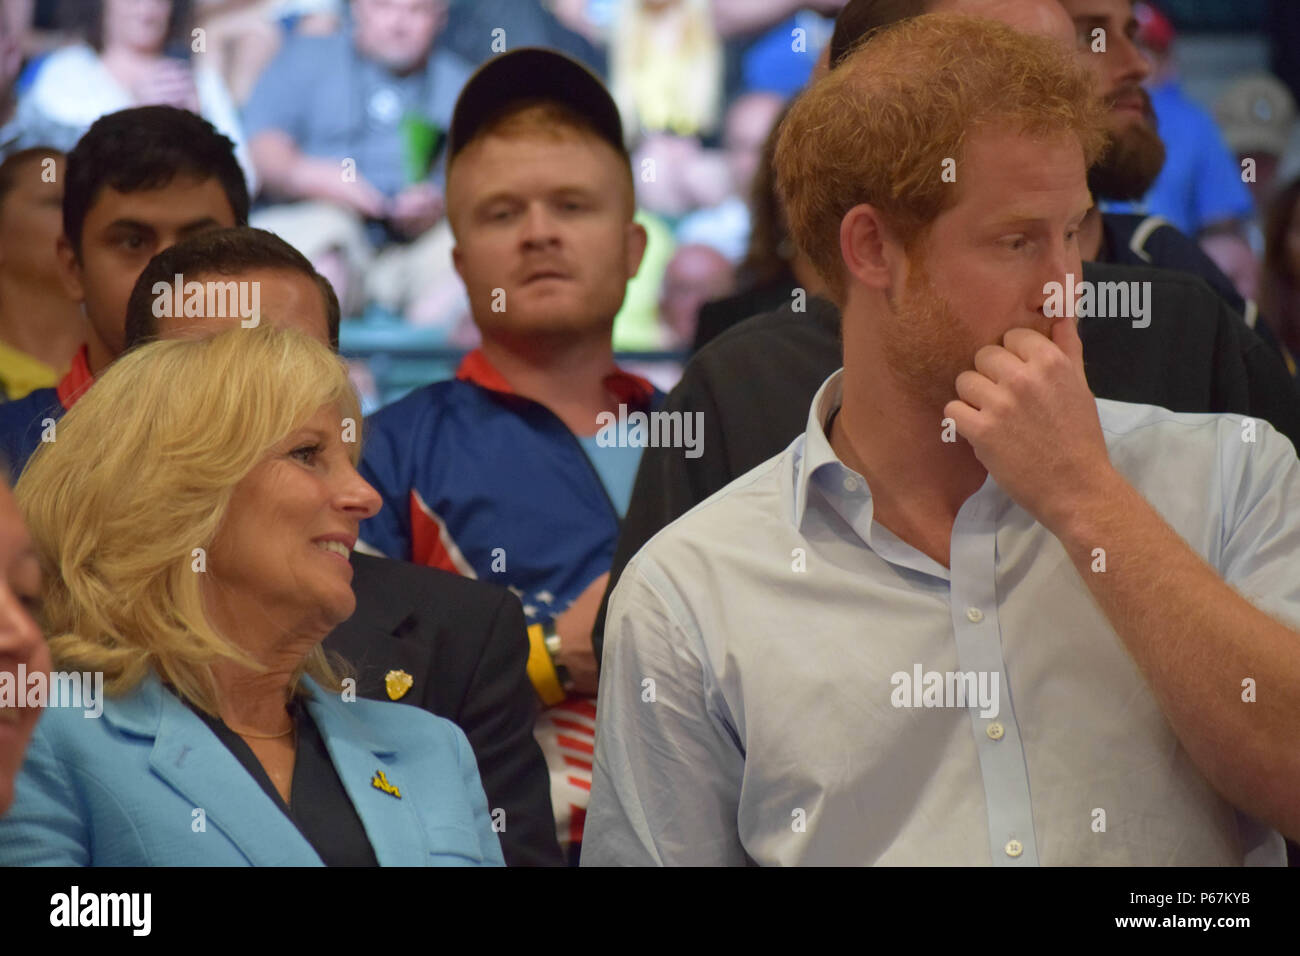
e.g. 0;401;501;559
1050;0;1287;369
122;226;339;351
0;105;246;475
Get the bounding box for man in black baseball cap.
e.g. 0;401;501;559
448;48;627;161
357;47;657;864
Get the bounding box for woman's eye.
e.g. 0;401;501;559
19;593;42;616
290;444;321;464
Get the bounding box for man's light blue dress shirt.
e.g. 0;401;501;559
583;371;1298;865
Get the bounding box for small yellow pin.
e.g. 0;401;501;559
385;669;413;700
371;769;401;799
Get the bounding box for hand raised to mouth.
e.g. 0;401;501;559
944;317;1115;535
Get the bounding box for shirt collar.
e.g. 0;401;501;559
795;376;954;572
56;344;94;410
792;368;1010;581
455;348;656;408
792;368;850;530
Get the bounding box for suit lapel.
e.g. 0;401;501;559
328;624;433;705
304;679;429;866
327;554;435;707
116;677;323;866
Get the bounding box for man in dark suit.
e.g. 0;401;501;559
122;226;563;866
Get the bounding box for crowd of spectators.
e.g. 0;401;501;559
3;0;1299;399
0;0;842;403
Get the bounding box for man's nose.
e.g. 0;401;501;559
1037;240;1078;313
519;204;560;249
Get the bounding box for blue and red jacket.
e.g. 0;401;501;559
358;350;664;655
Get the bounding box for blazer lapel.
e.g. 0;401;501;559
111;676;323;866
303;679;429;866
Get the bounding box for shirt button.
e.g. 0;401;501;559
986;722;1004;741
966;607;983;623
842;476;858;492
1005;839;1023;858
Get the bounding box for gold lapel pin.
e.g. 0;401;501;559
371;769;402;799
385;669;414;701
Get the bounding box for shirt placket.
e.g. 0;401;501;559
948;490;1039;866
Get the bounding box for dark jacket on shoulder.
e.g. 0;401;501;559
326;552;563;866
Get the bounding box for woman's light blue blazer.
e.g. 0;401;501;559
0;672;506;866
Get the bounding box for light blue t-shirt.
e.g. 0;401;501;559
577;435;643;518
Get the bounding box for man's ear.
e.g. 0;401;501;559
840;203;906;295
624;220;648;281
54;234;85;304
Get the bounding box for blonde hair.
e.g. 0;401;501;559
16;325;362;713
775;13;1109;304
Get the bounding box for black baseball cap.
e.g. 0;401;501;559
447;48;626;160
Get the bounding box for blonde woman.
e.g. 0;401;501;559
0;325;503;865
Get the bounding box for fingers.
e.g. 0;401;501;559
972;343;1023;383
1049;316;1087;379
1001;327;1057;363
998;323;1087;390
954;369;999;412
961;325;1081;420
942;398;981;441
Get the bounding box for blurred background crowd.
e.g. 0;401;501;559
1;0;1298;407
